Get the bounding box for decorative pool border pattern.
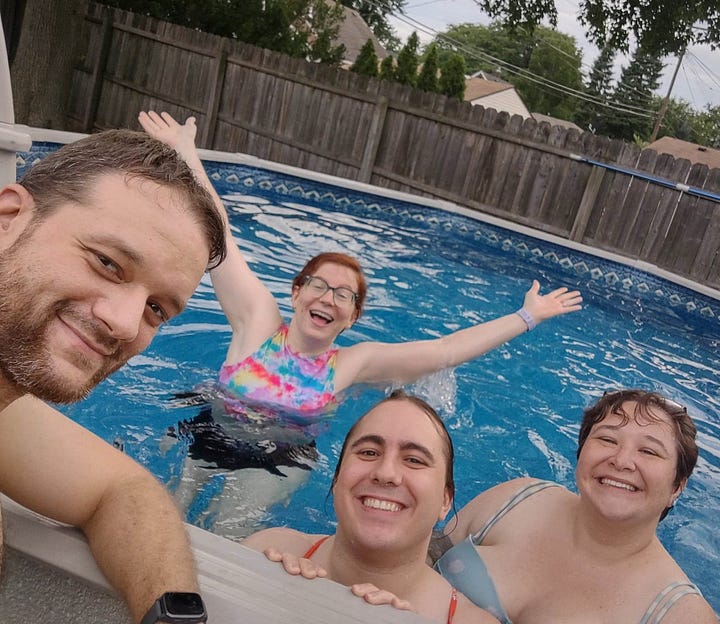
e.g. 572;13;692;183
17;145;720;328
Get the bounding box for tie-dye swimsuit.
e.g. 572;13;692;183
219;323;339;420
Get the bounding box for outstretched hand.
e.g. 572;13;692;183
350;583;413;611
263;547;328;579
523;280;582;323
138;110;198;160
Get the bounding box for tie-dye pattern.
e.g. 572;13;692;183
219;323;338;415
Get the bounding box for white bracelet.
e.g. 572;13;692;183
516;307;536;331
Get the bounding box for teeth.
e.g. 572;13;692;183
600;478;637;492
311;311;332;322
362;497;402;512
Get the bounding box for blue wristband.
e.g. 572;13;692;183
516;307;536;331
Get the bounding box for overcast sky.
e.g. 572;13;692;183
389;0;720;111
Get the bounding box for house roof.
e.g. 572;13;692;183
335;5;387;64
646;136;720;170
532;112;582;131
463;76;513;102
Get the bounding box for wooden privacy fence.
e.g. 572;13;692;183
66;3;720;291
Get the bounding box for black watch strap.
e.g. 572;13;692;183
139;592;207;624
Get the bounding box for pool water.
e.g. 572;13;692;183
20;150;718;611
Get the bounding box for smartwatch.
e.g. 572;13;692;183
139;592;207;624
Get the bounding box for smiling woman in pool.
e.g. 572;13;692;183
432;390;716;624
139;111;581;414
139;111;581;535
243;391;499;624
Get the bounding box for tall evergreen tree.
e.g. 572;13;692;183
351;39;379;77
574;44;616;133
395;31;420;87
605;47;664;141
439;53;466;100
379;55;395;81
417;44;440;93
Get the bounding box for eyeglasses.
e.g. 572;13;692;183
302;275;358;308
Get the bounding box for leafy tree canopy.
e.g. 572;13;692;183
474;0;719;55
100;0;345;62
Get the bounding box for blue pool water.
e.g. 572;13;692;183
18;148;720;611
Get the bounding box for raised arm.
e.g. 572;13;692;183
335;280;582;391
138;111;281;360
0;395;199;623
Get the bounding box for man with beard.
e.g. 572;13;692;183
0;129;226;624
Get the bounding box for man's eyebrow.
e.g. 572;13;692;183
349;435;436;462
87;234;145;265
87;234;186;316
594;424;671;453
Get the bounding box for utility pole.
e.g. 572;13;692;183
649;48;685;143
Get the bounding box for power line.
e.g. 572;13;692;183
389;5;656;119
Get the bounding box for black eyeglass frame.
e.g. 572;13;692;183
302;275;358;307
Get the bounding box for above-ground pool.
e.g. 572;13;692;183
18;146;720;613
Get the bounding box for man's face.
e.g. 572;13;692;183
0;174;209;404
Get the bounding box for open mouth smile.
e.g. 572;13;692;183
361;497;404;512
599;477;638;492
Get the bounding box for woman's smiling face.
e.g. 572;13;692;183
576;401;683;524
332;399;453;554
291;261;359;341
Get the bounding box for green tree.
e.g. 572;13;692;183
512;28;583;119
654;97;696;141
100;0;345;62
473;0;719;55
433;23;583;119
574;44;615;133
434;22;530;77
351;39;379;77
395;31;420;87
417;44;440;93
439;53;466;100
604;47;664;142
308;0;346;65
379;55;395;81
339;0;404;51
690;105;720;149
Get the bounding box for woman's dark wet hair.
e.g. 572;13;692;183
292;252;367;319
578;389;698;521
330;390;455;502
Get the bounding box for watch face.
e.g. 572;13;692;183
163;592;206;617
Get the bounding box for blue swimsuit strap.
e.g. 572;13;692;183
471;480;561;545
638;582;702;624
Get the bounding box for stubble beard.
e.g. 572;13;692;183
0;244;128;404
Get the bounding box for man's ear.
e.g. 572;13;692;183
0;184;35;241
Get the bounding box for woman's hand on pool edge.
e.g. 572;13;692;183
263;547;328;579
351;583;413;611
523;279;583;323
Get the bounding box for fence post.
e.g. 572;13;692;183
201;39;229;149
569;165;605;242
82;9;114;133
358;95;388;183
